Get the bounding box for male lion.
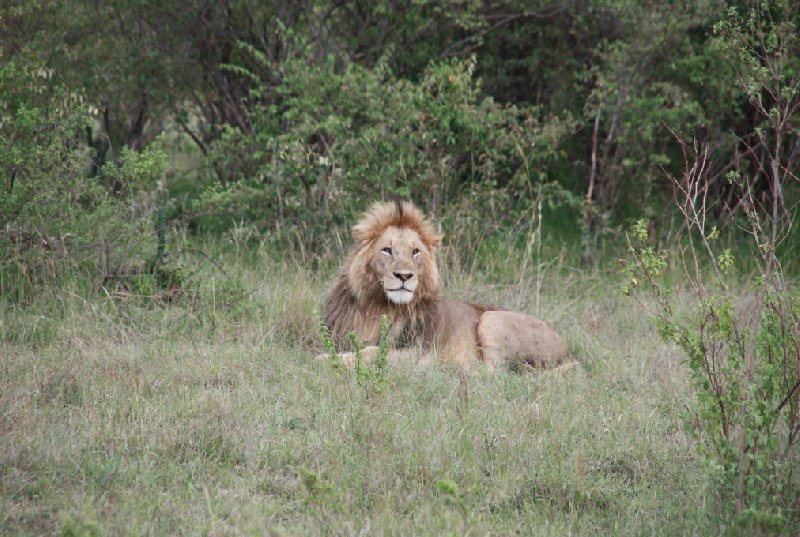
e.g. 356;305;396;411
322;200;574;371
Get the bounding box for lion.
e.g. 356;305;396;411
321;200;575;372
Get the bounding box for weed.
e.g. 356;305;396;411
0;253;725;535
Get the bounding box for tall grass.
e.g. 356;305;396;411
1;240;714;535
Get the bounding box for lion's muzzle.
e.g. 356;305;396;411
386;288;415;304
385;272;417;304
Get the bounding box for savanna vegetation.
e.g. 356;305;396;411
1;0;799;535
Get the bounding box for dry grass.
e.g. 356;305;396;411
0;245;709;535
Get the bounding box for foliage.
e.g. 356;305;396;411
3;0;796;261
622;9;800;528
582;2;716;223
318;312;338;358
624;5;800;526
345;315;391;395
375;313;391;376
210;49;575;251
318;311;390;391
625;219;799;533
0;59;170;300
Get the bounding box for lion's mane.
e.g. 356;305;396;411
323;201;443;349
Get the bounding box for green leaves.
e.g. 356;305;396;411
317;313;337;358
624;214;800;532
633;219;649;242
345;315;391;395
718;249;734;274
208;52;573;251
0;57;173;299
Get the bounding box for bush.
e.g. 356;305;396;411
625;8;800;530
0;58;168;301
625;217;799;533
209;44;577;253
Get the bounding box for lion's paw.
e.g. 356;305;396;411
314;346;381;367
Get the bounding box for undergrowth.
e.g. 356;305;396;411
0;240;723;535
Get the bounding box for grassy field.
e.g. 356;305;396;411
1;244;712;535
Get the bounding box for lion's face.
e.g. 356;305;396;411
370;226;432;305
345;201;442;308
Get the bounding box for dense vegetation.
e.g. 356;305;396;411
1;1;799;535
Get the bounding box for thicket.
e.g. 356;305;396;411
1;0;799;533
624;3;800;533
5;1;797;254
0;57;168;301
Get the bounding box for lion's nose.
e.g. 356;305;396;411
394;271;414;282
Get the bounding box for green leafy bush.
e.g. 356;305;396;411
0;59;167;300
625;9;800;529
625;221;799;533
210;46;576;253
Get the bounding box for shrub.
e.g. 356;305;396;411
625;6;800;530
209;43;577;253
625;215;799;533
0;58;168;300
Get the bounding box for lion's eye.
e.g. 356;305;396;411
412;248;420;256
382;247;392;255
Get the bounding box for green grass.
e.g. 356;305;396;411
0;246;711;535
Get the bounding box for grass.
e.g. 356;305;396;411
0;244;711;535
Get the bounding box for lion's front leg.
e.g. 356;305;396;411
314;345;382;367
315;346;432;370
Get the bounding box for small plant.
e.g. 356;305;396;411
316;313;345;376
374;314;391;382
625;5;800;531
299;466;335;505
343;314;391;394
435;478;472;530
624;173;799;533
346;330;365;379
317;313;337;358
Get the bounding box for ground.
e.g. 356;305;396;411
0;249;708;535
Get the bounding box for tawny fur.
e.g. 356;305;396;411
323;200;574;371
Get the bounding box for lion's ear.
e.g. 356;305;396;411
352;223;372;244
425;231;443;249
352;201;392;244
